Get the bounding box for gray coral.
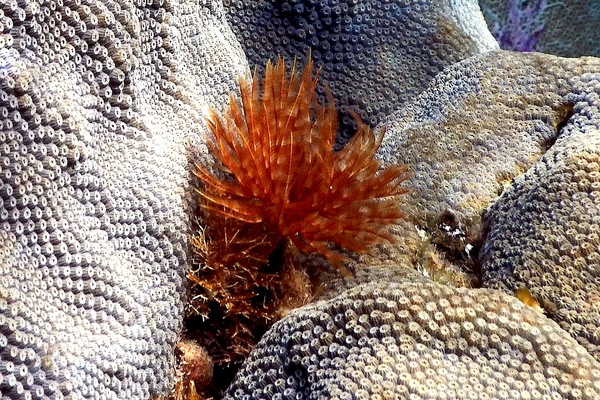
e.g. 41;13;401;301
223;0;497;144
379;51;599;236
0;0;245;397
370;51;600;285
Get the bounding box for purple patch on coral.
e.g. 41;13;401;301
492;0;550;52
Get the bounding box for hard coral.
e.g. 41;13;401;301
223;0;498;144
225;279;600;399
195;56;409;268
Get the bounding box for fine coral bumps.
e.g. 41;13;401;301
186;56;409;396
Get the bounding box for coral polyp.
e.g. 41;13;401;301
195;56;409;266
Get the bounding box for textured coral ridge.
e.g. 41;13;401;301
0;0;246;397
480;83;600;360
370;51;600;288
223;0;498;144
226;278;600;399
378;51;600;235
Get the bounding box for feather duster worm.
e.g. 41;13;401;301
195;57;409;266
186;57;408;397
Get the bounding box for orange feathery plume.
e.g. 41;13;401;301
195;56;409;268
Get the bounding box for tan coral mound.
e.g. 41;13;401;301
226;277;600;399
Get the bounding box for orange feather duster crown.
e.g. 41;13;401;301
195;57;409;267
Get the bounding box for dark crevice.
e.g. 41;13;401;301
544;101;575;150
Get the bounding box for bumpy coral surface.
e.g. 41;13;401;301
223;0;498;144
226;277;600;399
0;0;246;397
2;0;600;398
379;51;600;231
480;85;600;361
372;51;600;285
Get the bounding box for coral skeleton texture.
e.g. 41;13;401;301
195;57;409;266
